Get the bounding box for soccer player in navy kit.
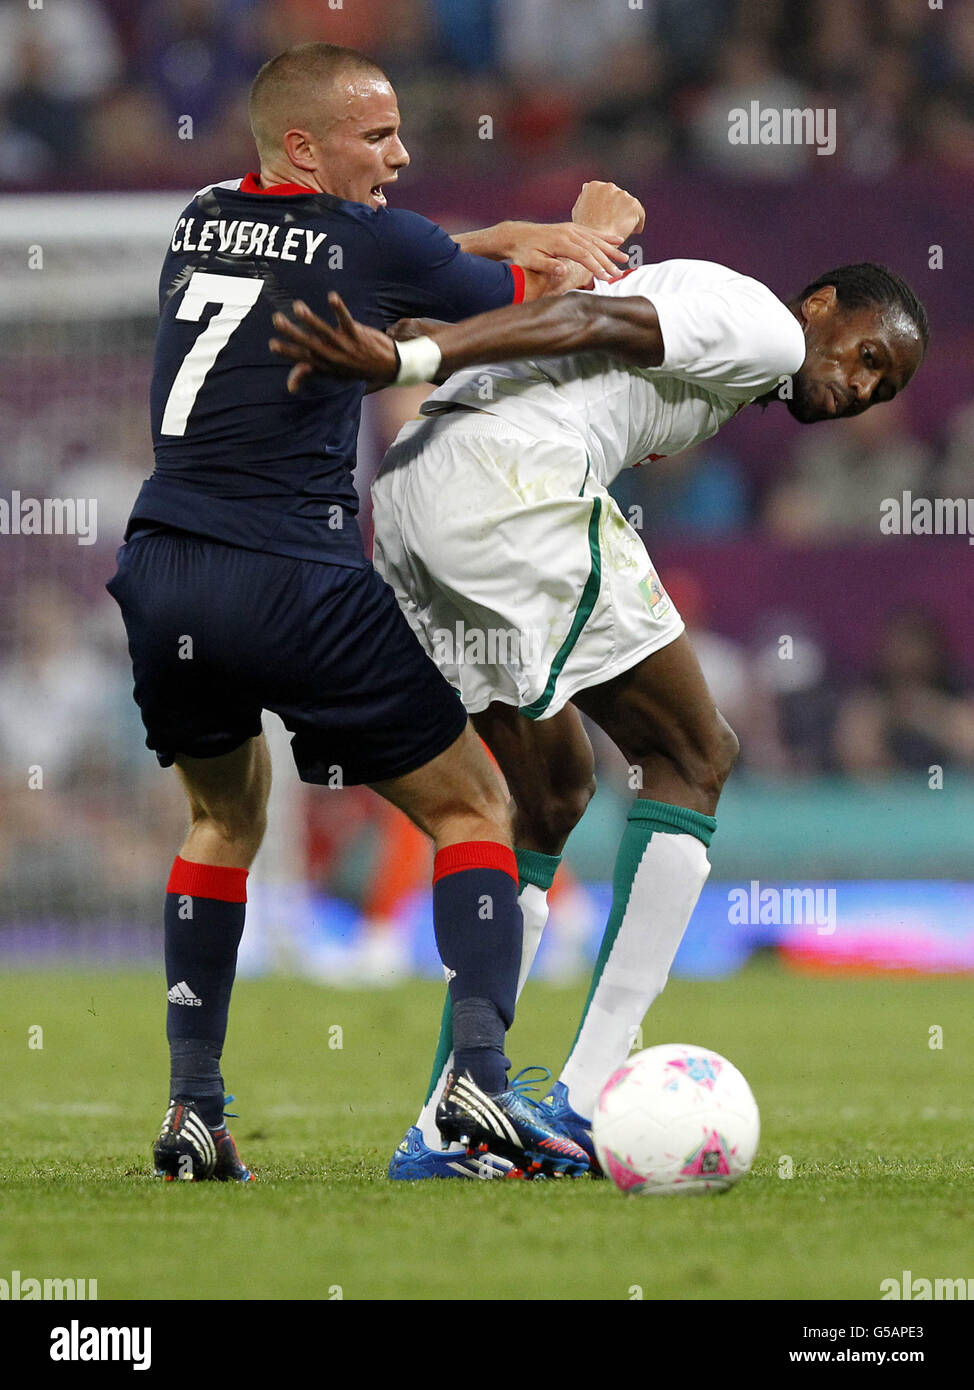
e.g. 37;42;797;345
107;42;643;1182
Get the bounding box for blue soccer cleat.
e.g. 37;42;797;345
436;1068;590;1179
541;1080;603;1176
388;1125;515;1180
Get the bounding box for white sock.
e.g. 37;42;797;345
559;805;713;1120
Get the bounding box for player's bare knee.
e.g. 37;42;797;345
420;773;511;846
521;772;596;850
459;784;512;843
685;714;739;803
629;711;738;809
187;793;266;857
568;770;598;827
714;715;740;784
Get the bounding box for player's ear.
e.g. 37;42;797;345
282;127;317;172
800;284;837;325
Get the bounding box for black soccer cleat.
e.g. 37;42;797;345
436;1069;590;1179
153;1099;255;1183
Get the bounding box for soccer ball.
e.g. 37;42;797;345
592;1044;760;1195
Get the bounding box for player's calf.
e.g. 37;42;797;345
472;700;596;856
394;706;599;1175
559;637;740;1119
159;739;271;1146
175;735;271;868
372;723;525;1098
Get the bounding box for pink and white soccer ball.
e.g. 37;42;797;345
593;1044;760;1195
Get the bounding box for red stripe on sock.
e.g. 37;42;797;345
166;856;248;903
432;841;518;886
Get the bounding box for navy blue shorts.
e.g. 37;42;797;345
106;528;468;786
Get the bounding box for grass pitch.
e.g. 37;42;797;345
1;959;972;1301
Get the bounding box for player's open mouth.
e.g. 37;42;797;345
370;181;395;207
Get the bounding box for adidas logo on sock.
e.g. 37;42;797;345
167;981;202;1007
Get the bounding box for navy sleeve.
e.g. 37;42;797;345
371;208;522;323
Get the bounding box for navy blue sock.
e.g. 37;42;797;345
432;842;522;1094
164;856;247;1128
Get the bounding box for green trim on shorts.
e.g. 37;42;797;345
520;496;603;721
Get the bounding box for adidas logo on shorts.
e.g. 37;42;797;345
167;981;202;1007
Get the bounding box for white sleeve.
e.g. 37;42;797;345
650;284;806;395
589;264;807;398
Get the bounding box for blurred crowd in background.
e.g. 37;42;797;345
2;0;973;938
1;0;973;187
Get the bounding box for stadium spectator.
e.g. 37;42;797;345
579;37;673;174
661;570;784;773
613;442;750;539
841;43;920;178
936;396;974;499
686;36;814;178
654;0;730;81
2;0;972;956
763;396;934;541
2;0;973;186
0;580;122;790
430;0;498;75
497;0;646;86
921;82;974;172
266;0;406;56
833;611;974;776
138;0;263;131
0;109;51;182
0;0;121;167
751;615;841;776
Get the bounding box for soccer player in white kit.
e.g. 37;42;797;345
270;259;927;1176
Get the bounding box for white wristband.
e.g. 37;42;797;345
393;336;442;386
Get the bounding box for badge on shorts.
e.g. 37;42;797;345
639;569;671;619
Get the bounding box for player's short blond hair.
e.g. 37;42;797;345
249;43;389;156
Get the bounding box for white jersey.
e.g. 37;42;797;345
373;259;807;719
420;259;806;486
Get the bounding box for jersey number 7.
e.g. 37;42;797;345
160;271;264;436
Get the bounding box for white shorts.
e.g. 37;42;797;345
371;408;684;720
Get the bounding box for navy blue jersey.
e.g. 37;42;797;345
129;175;522;567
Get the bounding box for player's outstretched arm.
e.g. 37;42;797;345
452;183;646;298
453;220;626;281
269;288;664;394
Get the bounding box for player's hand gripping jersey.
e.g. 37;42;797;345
371;260;807;719
131;175;524;567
